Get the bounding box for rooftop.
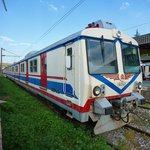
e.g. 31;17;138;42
134;33;150;45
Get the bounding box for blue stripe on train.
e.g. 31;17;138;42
47;80;78;99
9;74;78;99
47;80;64;94
28;77;41;86
92;73;139;94
15;75;20;79
20;76;26;81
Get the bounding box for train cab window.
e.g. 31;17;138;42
122;44;140;73
30;59;37;73
86;39;118;74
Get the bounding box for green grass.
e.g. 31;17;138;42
0;77;111;150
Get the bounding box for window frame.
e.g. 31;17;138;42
86;38;118;75
15;65;18;73
121;43;141;74
20;63;25;73
29;59;38;73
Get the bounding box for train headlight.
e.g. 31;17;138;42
93;86;101;96
138;82;142;89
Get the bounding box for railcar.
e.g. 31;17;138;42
4;20;145;134
141;63;150;80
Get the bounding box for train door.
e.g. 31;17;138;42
65;44;75;97
26;60;28;82
40;53;47;89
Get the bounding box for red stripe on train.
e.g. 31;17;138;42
106;93;131;100
47;76;66;80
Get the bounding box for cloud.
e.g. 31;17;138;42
0;35;31;47
120;2;130;10
9;42;31;47
49;4;58;11
19;42;31;46
0;36;14;43
40;0;62;12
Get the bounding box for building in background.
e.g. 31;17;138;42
0;63;11;70
134;33;150;63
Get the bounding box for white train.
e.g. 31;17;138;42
141;63;150;80
4;20;145;134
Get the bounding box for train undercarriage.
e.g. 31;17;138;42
90;92;145;134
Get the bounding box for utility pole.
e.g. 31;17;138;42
0;48;20;75
0;48;3;75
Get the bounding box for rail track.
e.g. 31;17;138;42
104;123;150;149
138;100;150;110
138;105;150;110
125;124;150;137
145;101;150;104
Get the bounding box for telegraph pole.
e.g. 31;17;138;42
0;48;3;75
0;48;20;75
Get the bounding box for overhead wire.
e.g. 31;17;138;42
2;0;7;11
3;49;20;57
123;21;150;31
26;0;86;51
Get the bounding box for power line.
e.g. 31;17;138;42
3;55;20;57
26;0;86;51
2;0;7;11
123;21;150;31
3;49;20;57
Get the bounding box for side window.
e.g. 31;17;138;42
15;65;18;73
20;63;25;73
30;61;33;72
66;48;72;70
30;59;37;73
33;59;37;72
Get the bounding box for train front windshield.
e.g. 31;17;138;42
122;44;140;73
86;39;118;74
86;39;141;74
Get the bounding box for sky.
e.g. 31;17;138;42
0;0;150;63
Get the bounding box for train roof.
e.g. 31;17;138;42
17;30;82;64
